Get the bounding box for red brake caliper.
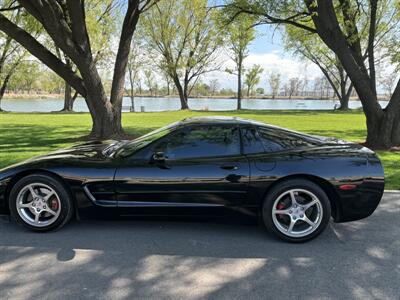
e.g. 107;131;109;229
277;203;285;219
50;197;59;211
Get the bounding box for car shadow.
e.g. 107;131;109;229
0;193;398;299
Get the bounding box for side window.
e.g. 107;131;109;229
155;125;240;159
257;127;313;152
241;127;265;154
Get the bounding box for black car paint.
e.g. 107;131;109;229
0;117;385;223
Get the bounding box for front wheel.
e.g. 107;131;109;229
9;174;73;232
262;179;331;242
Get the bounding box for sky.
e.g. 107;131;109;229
203;0;323;92
206;24;322;92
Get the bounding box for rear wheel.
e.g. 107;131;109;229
9;174;73;232
262;179;331;242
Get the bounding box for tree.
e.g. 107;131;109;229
288;77;301;99
143;68;155;96
10;60;40;93
268;72;281;99
142;0;223;109
285;26;353;109
0;0;157;139
244;64;263;97
255;87;264;94
209;79;219;95
56;1;117;112
162;69;172;95
379;70;398;99
0;6;37;111
127;40;146;111
224;0;400;149
219;12;256;109
0;35;25;111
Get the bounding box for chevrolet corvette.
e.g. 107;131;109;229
0;116;384;242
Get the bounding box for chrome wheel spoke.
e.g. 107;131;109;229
303;199;318;211
34;212;40;224
44;191;56;201
287;218;297;233
28;185;38;198
302;215;316;228
19;202;32;208
44;208;57;216
273;209;291;215
289;191;298;206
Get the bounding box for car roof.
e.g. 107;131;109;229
179;116;264;126
178;116;323;142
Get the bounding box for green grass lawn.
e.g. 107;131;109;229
0;110;399;189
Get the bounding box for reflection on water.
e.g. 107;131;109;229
1;96;389;112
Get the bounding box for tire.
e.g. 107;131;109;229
262;179;331;243
9;173;73;232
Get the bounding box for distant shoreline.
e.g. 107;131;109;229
3;93;390;101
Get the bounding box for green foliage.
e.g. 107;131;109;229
0;110;398;189
244;64;263;96
255;87;264;94
217;9;256;71
7;61;40;92
268;72;281;98
141;0;223;96
7;62;64;94
85;0;117;68
0;4;41;100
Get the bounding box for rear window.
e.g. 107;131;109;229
257;127;318;152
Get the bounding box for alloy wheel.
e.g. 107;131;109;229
271;189;323;238
16;183;61;227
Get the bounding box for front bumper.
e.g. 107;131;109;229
0;177;11;214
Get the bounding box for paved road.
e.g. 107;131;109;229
0;193;399;300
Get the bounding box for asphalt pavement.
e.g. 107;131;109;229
0;192;399;300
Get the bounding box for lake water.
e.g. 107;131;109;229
1;96;389;112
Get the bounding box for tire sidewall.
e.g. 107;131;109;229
262;179;331;243
9;174;73;232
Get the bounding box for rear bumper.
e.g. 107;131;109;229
334;153;385;222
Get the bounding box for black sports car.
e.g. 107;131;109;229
0;116;384;242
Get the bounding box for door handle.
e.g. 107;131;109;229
220;165;239;170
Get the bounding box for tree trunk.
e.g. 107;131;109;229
128;67;135;112
365;111;400;149
61;81;73;111
78;60;124;139
0;71;13;112
130;94;135;112
172;75;188;109
337;82;352;110
0;93;4;112
364;82;400;148
237;60;242;110
338;94;349;110
88;92;123;139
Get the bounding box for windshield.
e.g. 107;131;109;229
113;122;180;158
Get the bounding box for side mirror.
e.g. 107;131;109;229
152;151;166;162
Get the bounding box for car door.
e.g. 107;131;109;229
114;124;250;209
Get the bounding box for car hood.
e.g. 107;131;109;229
0;140;125;174
32;140;121;160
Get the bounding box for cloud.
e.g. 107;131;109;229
204;52;323;91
